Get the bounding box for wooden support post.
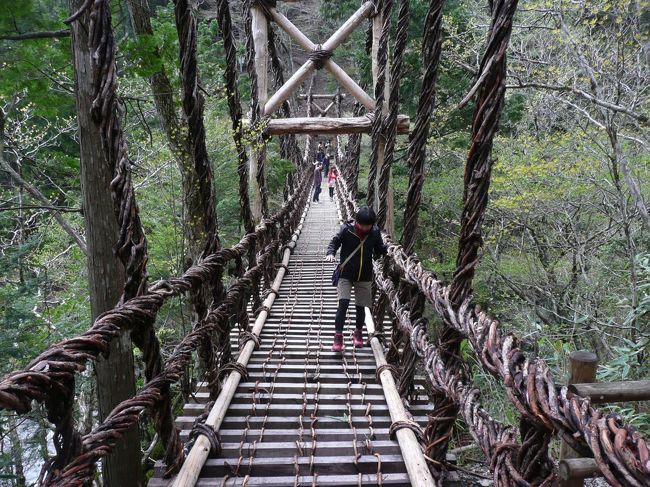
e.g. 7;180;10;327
170;206;309;487
334;89;342;165
560;350;599;487
371;11;394;235
250;5;267;221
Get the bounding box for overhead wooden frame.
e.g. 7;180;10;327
263;1;377;117
298;93;345;117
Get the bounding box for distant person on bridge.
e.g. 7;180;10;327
313;162;323;203
326;207;387;351
316;142;325;163
327;167;338;201
322;153;331;176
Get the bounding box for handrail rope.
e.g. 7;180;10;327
46;240;288;486
49;180;311;485
1;177;311;483
374;263;554;486
336;162;650;487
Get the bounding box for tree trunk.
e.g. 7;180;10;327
8;417;26;486
69;1;141;485
125;0;204;268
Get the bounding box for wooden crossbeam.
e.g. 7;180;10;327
298;94;347;99
263;2;375;116
265;115;410;135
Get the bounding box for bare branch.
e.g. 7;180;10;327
506;80;649;125
0;29;70;41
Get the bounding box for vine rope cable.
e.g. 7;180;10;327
171;200;311;486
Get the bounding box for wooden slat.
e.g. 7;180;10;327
175;415;431;431
155;197;431;487
150;473;412;487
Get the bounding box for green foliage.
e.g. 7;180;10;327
0;0;73;118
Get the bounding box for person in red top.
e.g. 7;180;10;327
327;167;338;200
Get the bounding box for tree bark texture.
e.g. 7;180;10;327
69;1;141;485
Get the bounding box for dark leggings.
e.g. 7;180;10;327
329;187;334;198
334;299;365;333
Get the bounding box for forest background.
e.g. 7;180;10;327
0;0;647;483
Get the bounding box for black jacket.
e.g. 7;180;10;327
326;220;388;282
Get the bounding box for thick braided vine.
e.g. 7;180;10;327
375;261;556;486
216;0;255;234
367;0;394;211
425;0;521;474
268;25;303;168
174;0;220;259
337;164;649;485
376;0;409;229
401;0;444;255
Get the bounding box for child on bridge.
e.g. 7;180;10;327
325;207;387;352
327;167;338;200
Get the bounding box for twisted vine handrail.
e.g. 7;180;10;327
335;172;650;486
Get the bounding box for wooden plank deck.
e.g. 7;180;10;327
149;192;430;486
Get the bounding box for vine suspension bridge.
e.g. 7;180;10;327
0;0;648;486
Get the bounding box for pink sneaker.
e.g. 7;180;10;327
331;332;344;352
352;329;364;348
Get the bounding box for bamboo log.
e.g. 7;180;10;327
264;2;375;116
365;308;437;486
263;115;410;135
569;380;650;404
559;458;600;480
560;350;599;487
170;204;310;487
264;59;316;118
